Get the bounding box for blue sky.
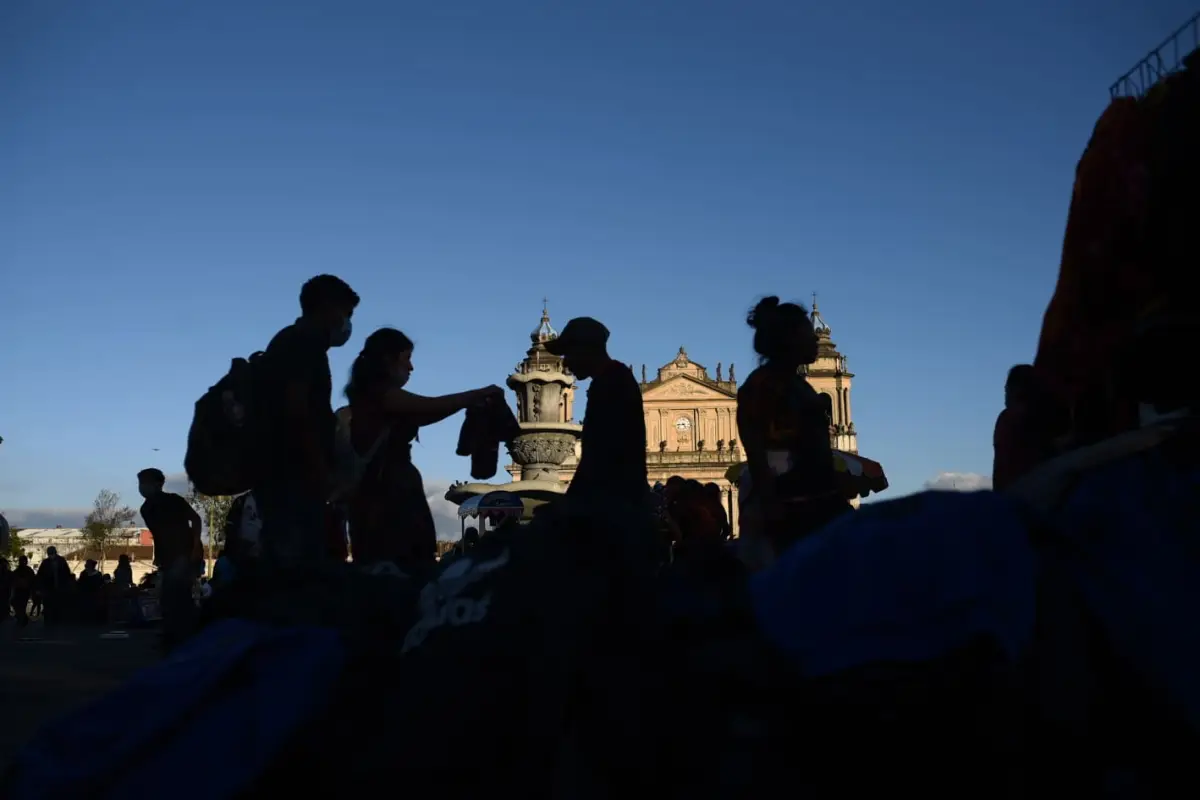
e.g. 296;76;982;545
2;0;1194;532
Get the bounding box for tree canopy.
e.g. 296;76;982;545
81;489;137;566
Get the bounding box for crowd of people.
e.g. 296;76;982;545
5;47;1199;800
114;268;851;651
5;273;879;650
1;549;143;630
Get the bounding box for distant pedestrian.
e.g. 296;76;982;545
113;554;134;590
11;555;35;627
139;468;203;650
993;365;1066;490
36;546;73;626
0;557;11;625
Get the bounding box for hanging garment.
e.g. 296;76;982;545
456;397;521;480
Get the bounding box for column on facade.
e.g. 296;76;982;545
722;485;733;537
729;484;740;537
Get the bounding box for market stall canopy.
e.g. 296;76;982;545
457;491;525;521
458;496;483;518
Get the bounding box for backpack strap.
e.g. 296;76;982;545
331;408;392;501
360;427;390;464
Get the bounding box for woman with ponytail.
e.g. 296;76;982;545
736;297;850;562
339;327;501;572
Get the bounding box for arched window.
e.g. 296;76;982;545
818;392;834;426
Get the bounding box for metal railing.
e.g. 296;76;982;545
1110;11;1200;98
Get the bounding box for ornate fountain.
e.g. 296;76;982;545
444;302;583;508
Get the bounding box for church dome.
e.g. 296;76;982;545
531;300;558;344
810;294;831;335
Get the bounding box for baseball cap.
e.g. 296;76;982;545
544;317;610;356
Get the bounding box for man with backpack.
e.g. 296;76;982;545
253;274;360;571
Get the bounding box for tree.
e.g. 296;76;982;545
186;486;235;562
4;526;24;560
81;489;137;570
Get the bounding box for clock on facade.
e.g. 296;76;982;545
675;417;692;432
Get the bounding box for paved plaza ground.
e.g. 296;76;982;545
0;620;161;770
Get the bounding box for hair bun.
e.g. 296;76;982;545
746;295;781;328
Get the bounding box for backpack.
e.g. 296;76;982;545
184;352;267;497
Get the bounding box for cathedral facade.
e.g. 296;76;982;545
638;347;744;533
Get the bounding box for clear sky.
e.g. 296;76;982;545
2;0;1194;534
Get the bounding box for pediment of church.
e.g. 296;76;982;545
641;375;735;402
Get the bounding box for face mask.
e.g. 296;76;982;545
330;317;352;348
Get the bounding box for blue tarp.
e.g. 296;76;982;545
7;619;344;800
751;490;1039;678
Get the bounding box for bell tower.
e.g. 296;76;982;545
803;295;857;453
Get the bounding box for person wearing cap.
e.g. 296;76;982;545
544;317;648;505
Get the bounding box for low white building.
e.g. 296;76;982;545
13;527;157;583
16;527;147;552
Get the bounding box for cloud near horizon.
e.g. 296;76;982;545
923;472;993;492
2;507;97;529
5;477;466;541
424;481;467;541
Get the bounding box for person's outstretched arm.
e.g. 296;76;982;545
382;385;503;427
